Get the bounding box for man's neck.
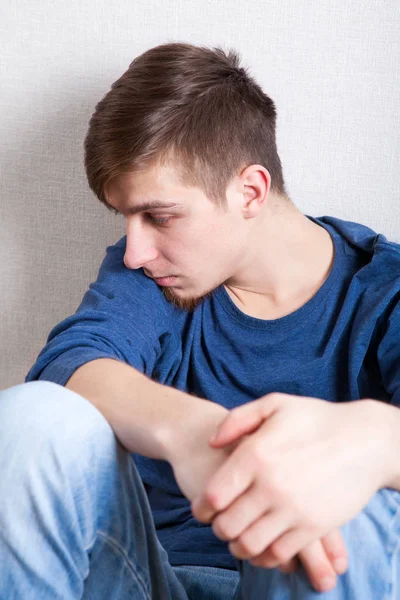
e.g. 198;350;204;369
224;209;335;320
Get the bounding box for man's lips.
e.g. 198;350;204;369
144;270;179;286
145;270;176;279
152;275;178;286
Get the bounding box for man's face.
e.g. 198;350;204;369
105;164;249;310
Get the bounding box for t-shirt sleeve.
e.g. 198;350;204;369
377;295;400;406
25;236;179;386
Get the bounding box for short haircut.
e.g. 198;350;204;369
84;42;289;211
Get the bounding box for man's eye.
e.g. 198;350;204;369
146;215;170;226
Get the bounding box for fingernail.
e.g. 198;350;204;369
319;576;336;592
333;557;348;573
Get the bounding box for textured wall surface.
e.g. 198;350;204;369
1;0;399;389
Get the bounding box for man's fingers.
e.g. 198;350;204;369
320;529;348;574
278;530;348;593
298;539;337;593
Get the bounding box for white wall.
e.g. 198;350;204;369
1;0;399;389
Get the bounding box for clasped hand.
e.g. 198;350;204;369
190;393;385;592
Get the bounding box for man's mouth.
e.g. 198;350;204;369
152;276;178;286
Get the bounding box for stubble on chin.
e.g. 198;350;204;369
161;286;213;311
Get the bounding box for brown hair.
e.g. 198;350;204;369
84;42;289;211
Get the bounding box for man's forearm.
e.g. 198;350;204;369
65;358;227;460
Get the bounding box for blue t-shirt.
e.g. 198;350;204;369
25;215;400;570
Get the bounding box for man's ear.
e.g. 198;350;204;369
239;164;271;218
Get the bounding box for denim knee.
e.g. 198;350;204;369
0;379;118;497
0;380;122;547
0;380;113;453
235;487;400;599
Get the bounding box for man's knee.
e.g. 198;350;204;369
235;488;400;598
0;380;114;463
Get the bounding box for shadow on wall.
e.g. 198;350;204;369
0;72;125;389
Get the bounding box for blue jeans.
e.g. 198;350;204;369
0;381;399;599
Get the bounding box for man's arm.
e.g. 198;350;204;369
65;357;228;461
66;360;352;592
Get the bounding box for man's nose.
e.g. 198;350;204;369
123;225;158;270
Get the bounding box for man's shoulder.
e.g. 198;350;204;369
311;216;400;324
316;215;400;267
315;215;398;250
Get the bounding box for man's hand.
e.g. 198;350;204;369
164;397;349;592
190;394;389;580
163;402;244;501
277;531;348;592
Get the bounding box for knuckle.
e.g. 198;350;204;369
205;491;221;510
212;517;233;541
269;541;292;564
237;537;258;557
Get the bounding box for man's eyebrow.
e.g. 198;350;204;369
105;200;181;216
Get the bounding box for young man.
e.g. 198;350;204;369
0;42;399;599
